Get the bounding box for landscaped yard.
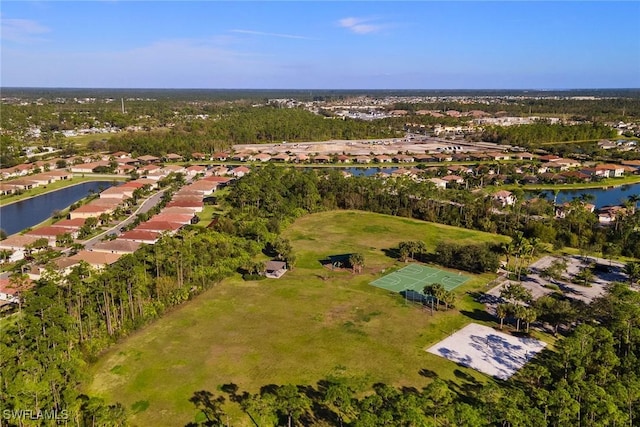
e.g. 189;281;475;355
86;211;509;426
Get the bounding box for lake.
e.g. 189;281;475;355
0;181;118;236
534;183;640;208
343;167;639;208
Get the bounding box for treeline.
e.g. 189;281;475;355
219;165;640;259
187;284;640;426
482;122;617;147
435;242;500;273
392;97;640;120
105;106;397;155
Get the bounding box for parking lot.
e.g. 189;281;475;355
487;255;628;305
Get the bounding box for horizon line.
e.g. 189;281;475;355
3;86;640;91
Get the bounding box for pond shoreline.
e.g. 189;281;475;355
0;174;126;207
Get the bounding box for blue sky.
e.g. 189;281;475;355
1;1;639;89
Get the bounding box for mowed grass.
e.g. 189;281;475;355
86;211;509;426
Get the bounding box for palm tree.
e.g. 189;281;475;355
522;307;538;333
513;304;526;332
98;212;112;226
348;253;365;273
424;283;446;309
442;290;456;311
496;303;509;330
626;194;640;214
0;249;13;263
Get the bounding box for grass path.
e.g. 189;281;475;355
86;211;508;426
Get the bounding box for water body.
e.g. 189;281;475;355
533;183;640;208
345;167;399;176
343;167;640;208
0;181;118;236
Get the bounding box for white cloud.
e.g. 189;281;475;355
1;17;50;43
338;17;386;35
231;29;318;41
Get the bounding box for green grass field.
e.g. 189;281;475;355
85;211;509;426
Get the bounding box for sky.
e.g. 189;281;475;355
1;1;639;89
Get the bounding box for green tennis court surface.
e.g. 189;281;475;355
370;264;469;295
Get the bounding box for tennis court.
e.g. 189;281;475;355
370;263;469;295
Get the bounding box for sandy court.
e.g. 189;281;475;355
426;323;547;380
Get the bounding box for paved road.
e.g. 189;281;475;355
82;190;165;250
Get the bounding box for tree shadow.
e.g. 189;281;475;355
454;369;479;384
319;254;352;269
382;247;400;259
460;308;495;323
187;390;226;427
419;368;438;378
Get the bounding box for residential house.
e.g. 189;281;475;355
230;166;250;178
596;206;625;225
137;155;161;164
492;190;516;207
0;277;32;303
91;239;142;255
119;230;161;244
69;199;120;219
272;153;291;162
192;152;209;161
115;164;136;175
138;164;163;175
486;152;511;161
99;185;135;200
203;176;234;187
441;175;465;187
514;152;536;161
538;154;560;162
185;165;207;177
414;154;435;163
50;218;86;232
69;250;122;270
294;154;309;163
5;179;38;191
162;164;187;174
136;221;183;234
428;178;447;189
0;235;41;262
313;155;331;164
211;152;229;161
25;226;78;245
253;153;272;162
393;154;415;163
70;161;110;174
164;153;183;162
231;152;252;162
150;211;198;224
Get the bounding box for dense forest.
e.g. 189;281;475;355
481;123;618;148
392;97;640;120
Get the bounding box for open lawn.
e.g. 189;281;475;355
86;211;509;426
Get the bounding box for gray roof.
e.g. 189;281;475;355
265;260;287;271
